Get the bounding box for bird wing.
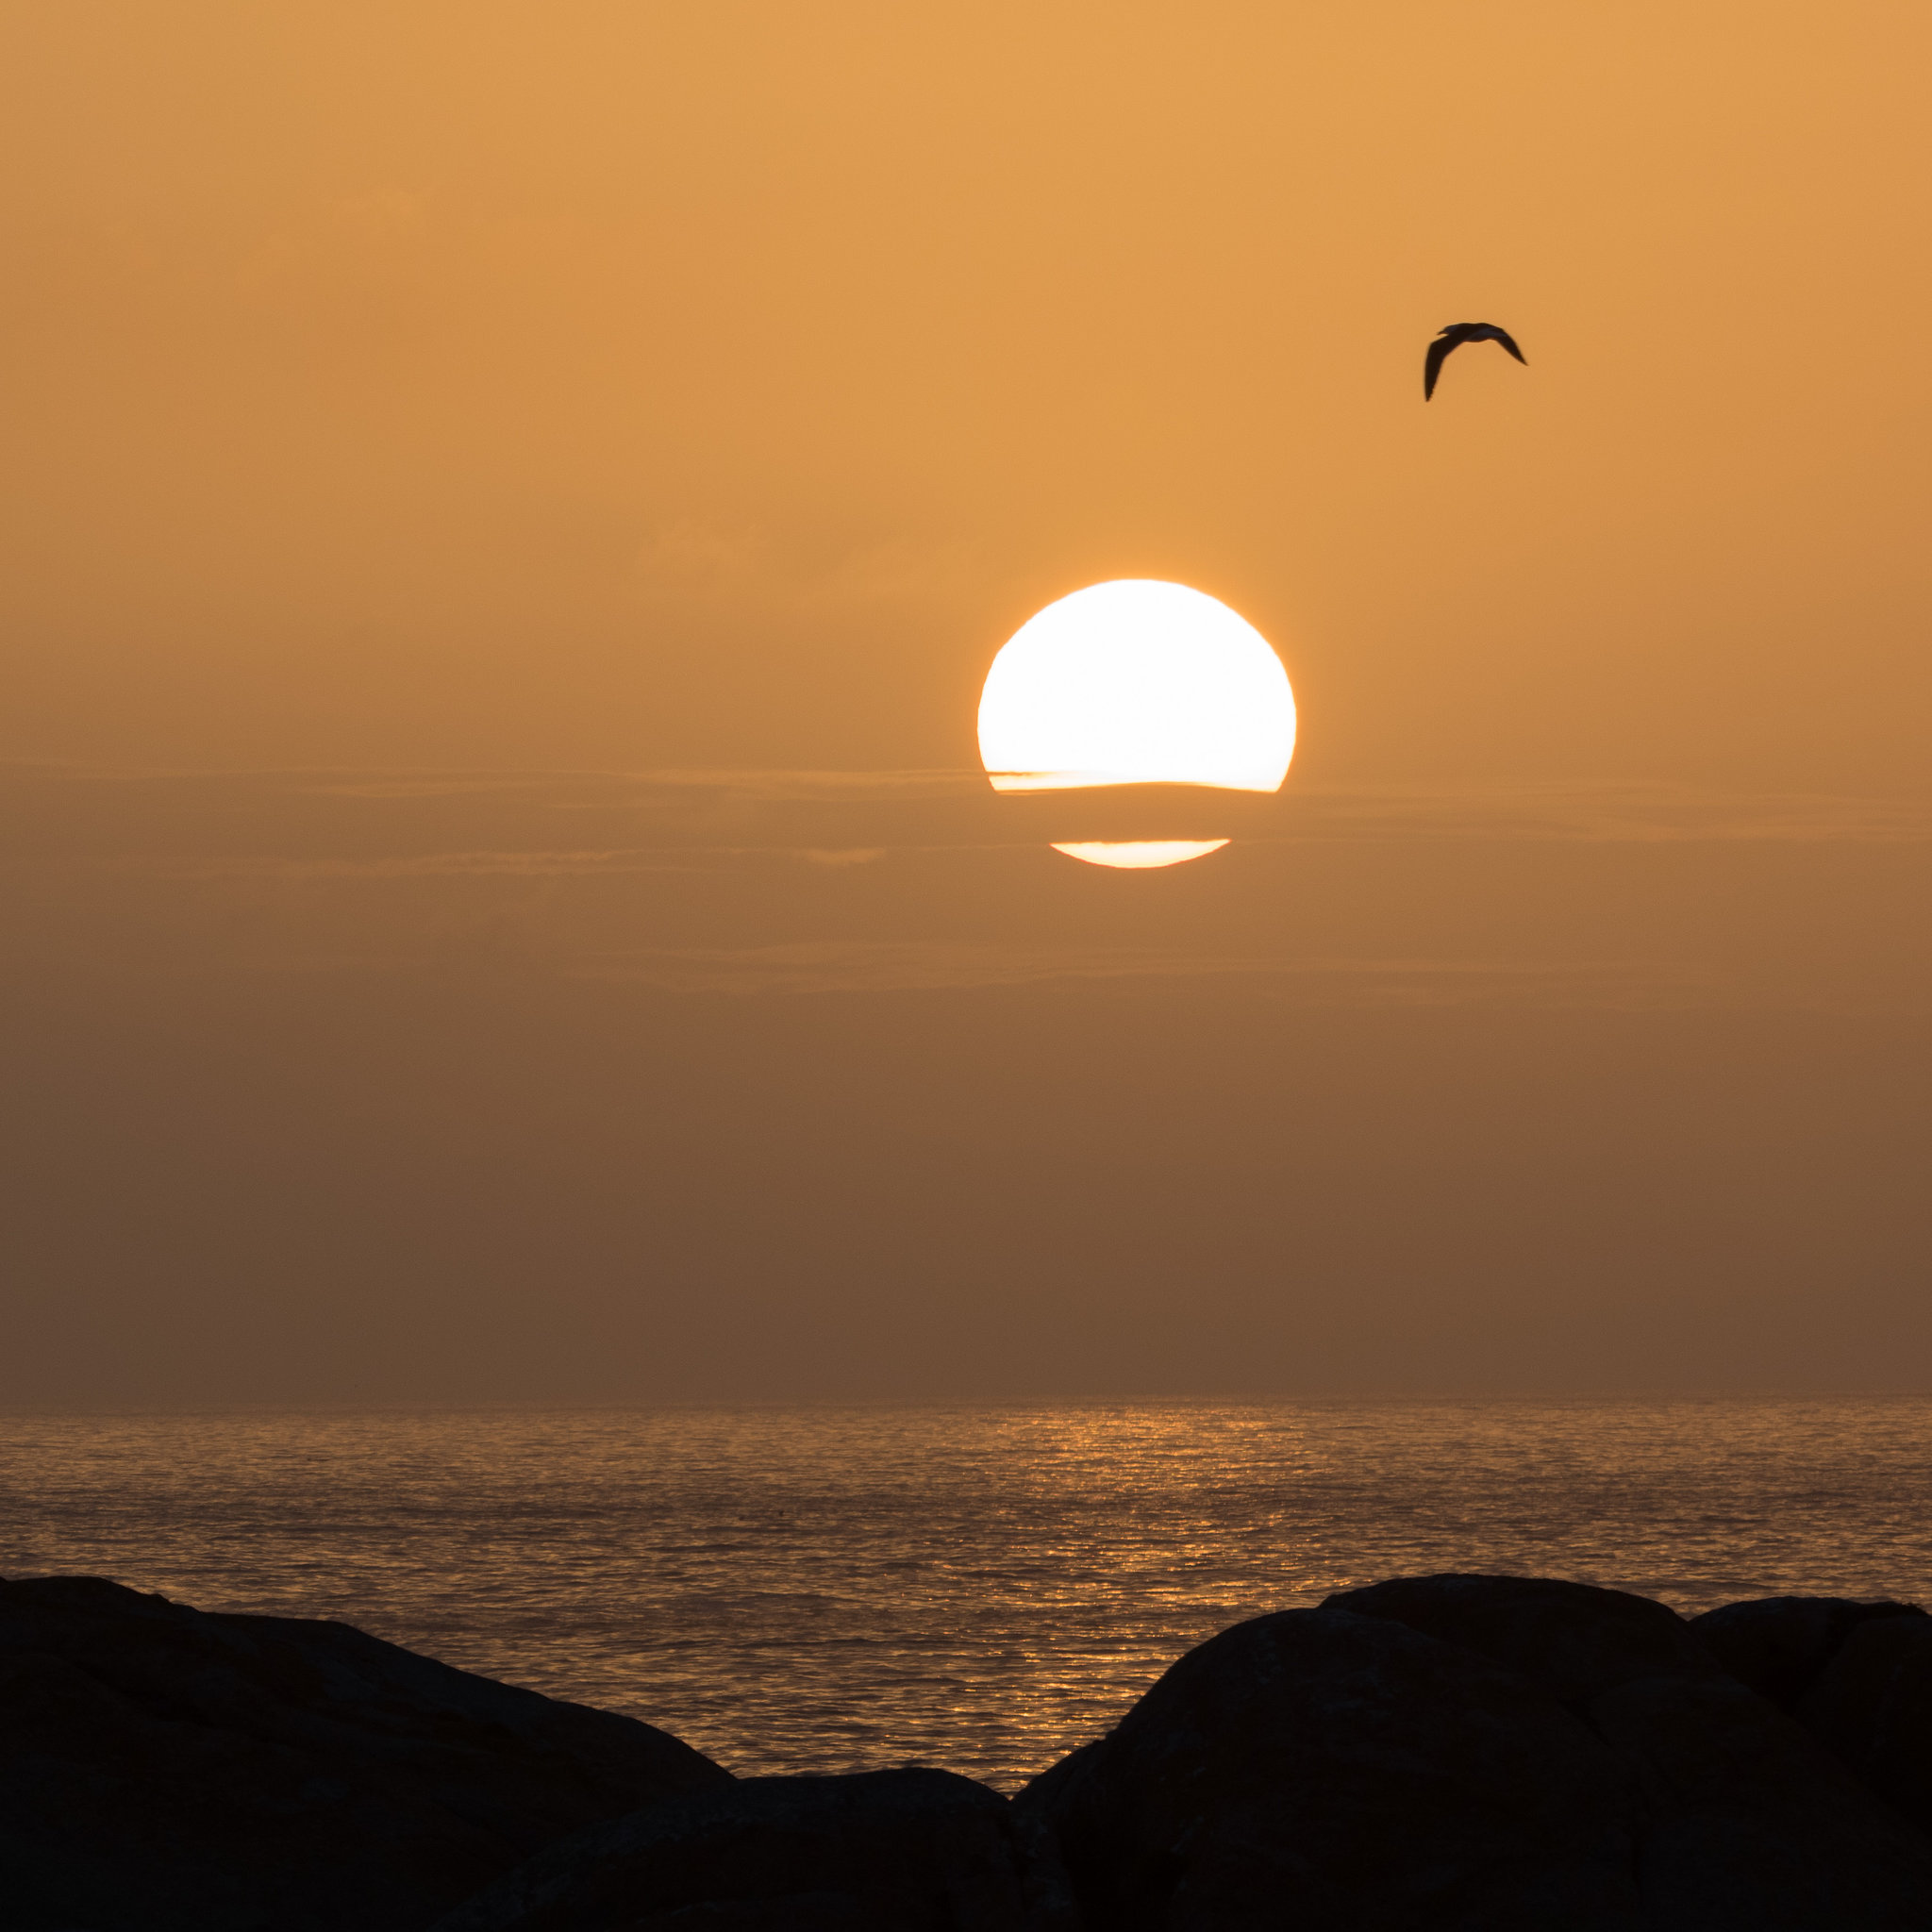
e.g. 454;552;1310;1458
1424;335;1455;400
1491;326;1527;364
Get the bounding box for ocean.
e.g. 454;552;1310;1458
5;1400;1930;1790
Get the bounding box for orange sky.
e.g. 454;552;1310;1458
4;3;1930;1404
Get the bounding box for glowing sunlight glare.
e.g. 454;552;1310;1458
978;579;1295;869
1049;840;1232;869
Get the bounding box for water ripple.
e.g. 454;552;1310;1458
4;1400;1929;1790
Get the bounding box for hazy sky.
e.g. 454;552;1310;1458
4;2;1930;1405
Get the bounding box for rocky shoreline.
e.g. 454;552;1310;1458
6;1571;1931;1928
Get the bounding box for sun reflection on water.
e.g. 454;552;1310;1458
8;1400;1932;1791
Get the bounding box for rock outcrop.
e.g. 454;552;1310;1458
1017;1574;1932;1929
1798;1613;1932;1843
8;1569;1932;1931
428;1767;1079;1931
1691;1593;1926;1710
1694;1594;1932;1842
0;1574;727;1932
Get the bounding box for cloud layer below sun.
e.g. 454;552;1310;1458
8;761;1931;1010
8;755;1932;1409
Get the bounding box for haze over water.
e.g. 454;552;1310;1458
8;1398;1930;1790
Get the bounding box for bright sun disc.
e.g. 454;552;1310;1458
1050;840;1231;869
978;579;1295;867
978;579;1294;794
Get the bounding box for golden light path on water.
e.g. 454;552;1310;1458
9;1403;1932;1791
977;580;1295;868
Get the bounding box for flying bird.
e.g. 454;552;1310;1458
1424;323;1527;400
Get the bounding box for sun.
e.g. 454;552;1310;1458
977;579;1295;867
1048;839;1232;869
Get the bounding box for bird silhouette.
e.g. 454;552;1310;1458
1424;323;1527;400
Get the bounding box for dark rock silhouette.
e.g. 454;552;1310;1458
1692;1593;1925;1710
1799;1614;1932;1842
9;1569;1932;1931
1693;1595;1932;1841
1018;1574;1932;1929
1022;1604;1642;1928
427;1767;1079;1931
0;1574;727;1932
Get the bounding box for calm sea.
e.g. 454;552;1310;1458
5;1401;1930;1790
